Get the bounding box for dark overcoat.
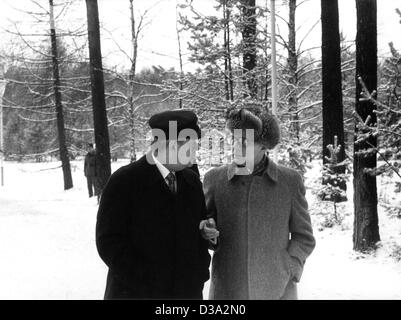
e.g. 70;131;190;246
84;151;97;177
96;155;211;299
203;158;316;300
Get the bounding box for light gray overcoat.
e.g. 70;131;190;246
203;158;316;300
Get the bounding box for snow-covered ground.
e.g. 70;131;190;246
0;159;400;299
300;161;401;299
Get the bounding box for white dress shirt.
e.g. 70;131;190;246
152;152;175;185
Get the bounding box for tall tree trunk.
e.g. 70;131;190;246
227;4;234;101
262;0;270;102
287;0;299;141
223;0;230;101
176;3;184;109
223;0;234;101
49;0;73;190
241;0;257;99
85;0;111;195
129;0;137;162
0;78;6;186
353;0;380;251
321;0;346;195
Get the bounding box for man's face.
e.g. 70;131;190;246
155;138;197;172
227;128;263;171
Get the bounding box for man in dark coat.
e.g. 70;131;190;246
189;163;200;176
96;110;211;300
84;143;98;198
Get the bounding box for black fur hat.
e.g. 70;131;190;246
226;108;281;149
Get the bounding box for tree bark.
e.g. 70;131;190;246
227;4;234;101
287;0;300;141
85;0;111;194
223;0;234;101
49;0;73;190
129;0;137;162
223;0;230;101
321;0;346;194
353;0;380;251
176;3;184;109
241;0;257;98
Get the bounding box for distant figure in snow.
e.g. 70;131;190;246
84;143;98;198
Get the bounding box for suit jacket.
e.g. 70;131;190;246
203;158;315;300
96;154;211;299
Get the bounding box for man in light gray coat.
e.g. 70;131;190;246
201;108;316;300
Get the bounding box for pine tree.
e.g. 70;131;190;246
85;0;111;195
49;0;73;190
353;0;380;251
319;136;350;220
240;0;257;98
321;0;346;199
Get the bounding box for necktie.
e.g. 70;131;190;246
166;172;177;194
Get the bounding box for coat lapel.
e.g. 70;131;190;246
138;153;197;197
138;154;175;197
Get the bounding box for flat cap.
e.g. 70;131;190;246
149;110;201;140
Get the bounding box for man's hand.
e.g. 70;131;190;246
200;218;219;244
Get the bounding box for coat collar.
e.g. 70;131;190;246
227;155;278;183
151;151;174;181
138;153;166;187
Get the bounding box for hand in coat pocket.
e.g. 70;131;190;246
286;253;303;283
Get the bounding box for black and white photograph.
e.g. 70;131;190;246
0;0;400;308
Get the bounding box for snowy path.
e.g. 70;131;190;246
0;161;107;299
299;162;401;299
300;227;401;299
0;160;400;299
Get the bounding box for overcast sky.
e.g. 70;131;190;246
1;0;401;73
